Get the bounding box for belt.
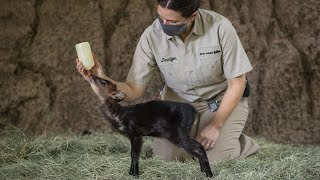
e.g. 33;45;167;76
194;93;223;102
193;96;222;112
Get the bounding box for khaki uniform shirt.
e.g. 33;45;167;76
126;9;253;102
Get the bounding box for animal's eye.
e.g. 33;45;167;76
101;82;106;86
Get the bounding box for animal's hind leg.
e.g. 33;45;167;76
129;136;143;176
178;137;213;177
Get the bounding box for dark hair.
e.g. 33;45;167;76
157;0;200;18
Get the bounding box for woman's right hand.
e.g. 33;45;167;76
91;54;104;77
76;54;105;82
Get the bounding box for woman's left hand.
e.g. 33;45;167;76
196;124;220;151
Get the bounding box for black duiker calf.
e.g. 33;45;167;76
89;75;213;178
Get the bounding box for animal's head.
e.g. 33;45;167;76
90;75;126;102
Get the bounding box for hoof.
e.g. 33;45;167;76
129;169;139;177
205;170;213;178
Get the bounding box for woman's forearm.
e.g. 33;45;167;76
210;74;246;128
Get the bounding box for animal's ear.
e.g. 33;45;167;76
111;91;126;102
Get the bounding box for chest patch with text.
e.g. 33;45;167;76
158;56;180;65
161;57;178;63
199;47;221;59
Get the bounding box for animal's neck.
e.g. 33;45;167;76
104;97;123;115
100;97;125;127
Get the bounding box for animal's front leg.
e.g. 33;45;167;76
129;136;143;176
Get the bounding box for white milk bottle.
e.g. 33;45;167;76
75;42;95;70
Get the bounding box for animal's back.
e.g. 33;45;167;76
128;100;196;119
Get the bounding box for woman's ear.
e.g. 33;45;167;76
111;91;126;102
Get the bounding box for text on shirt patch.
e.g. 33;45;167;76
199;46;222;60
158;55;180;66
161;57;177;63
199;50;221;56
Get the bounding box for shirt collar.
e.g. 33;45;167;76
193;10;204;36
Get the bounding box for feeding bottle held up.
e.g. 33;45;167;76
75;42;95;70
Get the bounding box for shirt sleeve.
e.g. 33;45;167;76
218;19;253;79
126;29;157;86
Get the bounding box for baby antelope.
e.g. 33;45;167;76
89;75;213;178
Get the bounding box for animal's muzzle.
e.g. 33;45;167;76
91;75;98;83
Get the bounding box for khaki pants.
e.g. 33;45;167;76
152;86;260;163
